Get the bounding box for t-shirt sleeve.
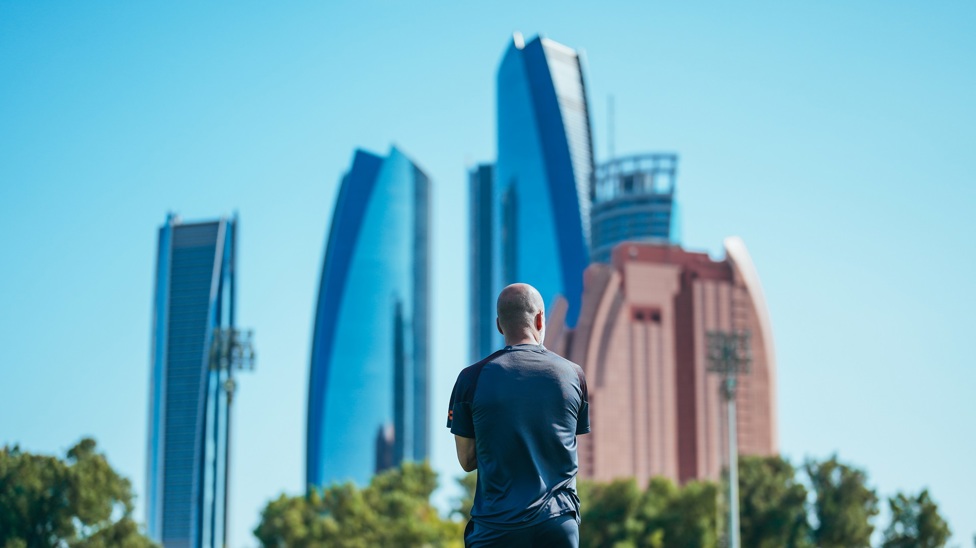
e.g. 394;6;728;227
576;368;591;435
446;375;475;439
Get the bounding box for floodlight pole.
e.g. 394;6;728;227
724;375;740;548
209;328;255;548
707;331;752;548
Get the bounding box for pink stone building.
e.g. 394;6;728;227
545;238;777;485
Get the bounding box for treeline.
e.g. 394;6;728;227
578;455;951;548
0;439;955;547
256;455;953;548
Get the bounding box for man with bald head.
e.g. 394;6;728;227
447;283;590;547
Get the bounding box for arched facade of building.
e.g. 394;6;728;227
546;240;777;486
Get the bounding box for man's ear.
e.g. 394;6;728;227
496;317;504;335
536;311;544;331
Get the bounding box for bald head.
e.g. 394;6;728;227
496;283;545;345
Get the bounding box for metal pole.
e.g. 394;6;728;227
708;330;749;548
223;375;233;548
210;363;221;548
726;377;740;548
209;328;251;548
225;217;236;548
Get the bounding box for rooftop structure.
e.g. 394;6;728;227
590;153;679;263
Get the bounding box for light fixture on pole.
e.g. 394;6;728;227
706;329;752;548
209;327;255;548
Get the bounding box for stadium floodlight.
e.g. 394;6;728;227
706;330;752;548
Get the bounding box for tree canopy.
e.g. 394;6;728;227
577;477;643;547
253;461;462;547
882;489;951;548
253;455;953;548
0;438;155;548
738;455;810;548
578;476;717;548
806;455;880;548
3;437;954;548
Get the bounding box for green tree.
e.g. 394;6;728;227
738;455;811;548
578;478;642;548
635;477;719;548
453;472;476;524
250;489;324;547
881;489;951;548
0;438;155;548
805;456;879;548
365;461;459;546
254;461;462;548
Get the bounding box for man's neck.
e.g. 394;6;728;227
504;333;541;347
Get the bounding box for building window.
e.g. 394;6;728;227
632;306;661;323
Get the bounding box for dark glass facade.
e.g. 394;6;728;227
307;146;430;489
147;214;235;548
493;34;594;328
468;163;495;363
590;154;680;263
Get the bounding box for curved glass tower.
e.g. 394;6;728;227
307;146;430;489
494;33;594;329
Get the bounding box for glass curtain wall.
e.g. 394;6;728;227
147;215;235;548
469;163;495;363
494;34;594;329
307;147;430;489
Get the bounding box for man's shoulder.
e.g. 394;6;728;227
541;349;587;398
467;347;508;372
455;348;508;387
541;348;584;375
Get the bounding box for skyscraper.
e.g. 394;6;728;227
147;214;237;548
469;163;494;363
546;239;777;487
492;33;595;329
590;153;679;263
307;146;430;489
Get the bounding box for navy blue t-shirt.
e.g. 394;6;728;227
446;344;590;530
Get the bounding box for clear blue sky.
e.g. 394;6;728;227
1;2;973;546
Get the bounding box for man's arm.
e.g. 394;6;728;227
454;435;477;472
575;364;591;435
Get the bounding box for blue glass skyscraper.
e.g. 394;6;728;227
492;33;595;330
307;146;430;489
469;163;495;363
147;214;236;548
